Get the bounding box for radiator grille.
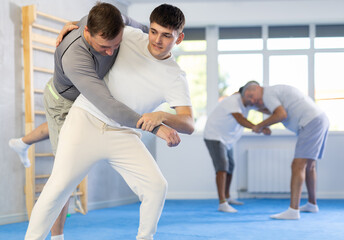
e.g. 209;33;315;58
247;148;294;193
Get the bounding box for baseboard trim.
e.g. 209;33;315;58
86;196;139;211
0;212;28;225
166;192;218;199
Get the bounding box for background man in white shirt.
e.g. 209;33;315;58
204;83;271;213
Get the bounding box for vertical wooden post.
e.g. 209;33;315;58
22;5;36;219
79;177;88;214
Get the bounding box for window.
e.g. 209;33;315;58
176;55;207;121
315;24;344;49
267;26;310;50
174;24;344;132
315;52;344;131
269;55;308;95
218;54;263;96
218;27;263;51
218;27;264;126
315;37;344;49
172;28;207;123
314;24;344;131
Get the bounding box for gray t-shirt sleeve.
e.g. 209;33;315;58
62;47;142;128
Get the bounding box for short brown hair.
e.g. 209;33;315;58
87;2;124;40
150;4;185;33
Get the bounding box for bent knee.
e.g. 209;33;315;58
150;175;168;195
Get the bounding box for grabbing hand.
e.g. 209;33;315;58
252;125;262;134
137;112;164;132
155;125;180;147
56;22;79;47
262;127;271;135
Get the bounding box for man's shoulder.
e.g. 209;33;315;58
223;93;241;103
123;26;147;41
57;29;85;55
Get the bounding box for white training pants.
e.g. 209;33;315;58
25;107;168;240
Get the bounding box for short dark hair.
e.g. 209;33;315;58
87;2;124;40
239;86;244;94
150;4;185;32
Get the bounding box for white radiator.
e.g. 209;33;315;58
247;148;294;193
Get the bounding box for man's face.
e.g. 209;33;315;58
148;22;184;60
86;27;123;56
244;88;264;108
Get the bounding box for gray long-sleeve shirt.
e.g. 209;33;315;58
53;16;147;128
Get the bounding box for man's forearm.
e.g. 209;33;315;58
161;112;194;134
257;114;284;129
257;106;287;129
232;113;255;129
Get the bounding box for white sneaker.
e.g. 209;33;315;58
270;207;300;220
9;138;31;168
227;198;244;205
300;202;319;213
218;202;237;213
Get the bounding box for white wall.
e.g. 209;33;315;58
0;0;154;225
156;134;217;199
157;132;344;200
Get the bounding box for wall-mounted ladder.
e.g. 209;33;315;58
21;5;88;218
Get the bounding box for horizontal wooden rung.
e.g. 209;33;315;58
72;191;83;197
32;33;55;47
75;208;86;215
32;23;60;34
34;89;44;94
35;183;45;193
35;174;50;179
35;183;84;194
33;44;55;54
33;66;53;74
35;153;54;157
36;11;69;24
35;191;84;200
34;110;45;115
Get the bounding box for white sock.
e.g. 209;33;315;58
270;207;300;220
218;202;238;213
8;138;31;168
300;202;319;213
51;234;64;240
227;197;244;205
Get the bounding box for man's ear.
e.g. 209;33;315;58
84;25;90;35
176;32;184;45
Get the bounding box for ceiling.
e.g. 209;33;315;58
121;0;328;4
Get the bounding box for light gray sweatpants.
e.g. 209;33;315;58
25;107;167;240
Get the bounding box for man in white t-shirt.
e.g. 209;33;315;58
204;84;271;213
25;4;194;240
242;82;329;220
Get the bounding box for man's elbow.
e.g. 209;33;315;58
185;124;195;135
279;112;288;121
184;118;195;135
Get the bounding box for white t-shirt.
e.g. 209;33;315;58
203;93;251;149
73;26;191;128
263;85;323;133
